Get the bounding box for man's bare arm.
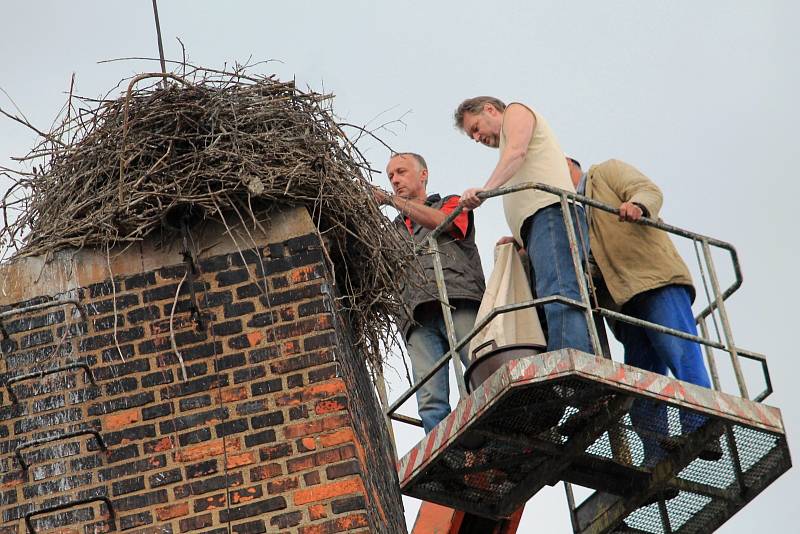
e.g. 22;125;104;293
461;104;536;209
484;104;535;190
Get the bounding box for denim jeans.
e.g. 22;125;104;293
406;301;479;434
524;203;593;354
615;284;713;460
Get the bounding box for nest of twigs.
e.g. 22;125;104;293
0;65;413;366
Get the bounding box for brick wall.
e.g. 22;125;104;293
0;208;405;533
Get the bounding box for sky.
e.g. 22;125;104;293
1;1;798;532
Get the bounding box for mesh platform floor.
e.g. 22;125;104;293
397;350;790;533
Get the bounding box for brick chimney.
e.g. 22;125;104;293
0;206;405;533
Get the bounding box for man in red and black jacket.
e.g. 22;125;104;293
375;153;485;433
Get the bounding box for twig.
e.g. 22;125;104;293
170;270;189;381
105;244;126;362
0;106;66;147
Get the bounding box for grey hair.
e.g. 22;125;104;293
390;152;428;171
453;96;507;129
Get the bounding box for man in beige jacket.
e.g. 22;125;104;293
567;157;719;463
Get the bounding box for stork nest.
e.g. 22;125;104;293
0;65;414;366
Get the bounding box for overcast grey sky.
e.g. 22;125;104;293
1;1;797;532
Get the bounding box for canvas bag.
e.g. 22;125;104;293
468;243;546;360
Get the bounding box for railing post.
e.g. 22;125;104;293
559;196;602;357
427;234;468;399
701;239;749;399
564;482;580;533
658;498;674;534
697;318;722;391
373;364;399;461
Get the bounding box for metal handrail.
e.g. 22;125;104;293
426;183;743;325
386;295;587;420
388;181;767;425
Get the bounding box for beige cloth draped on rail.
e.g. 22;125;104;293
468;243;546;361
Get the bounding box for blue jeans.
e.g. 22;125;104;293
525;204;593;354
615;284;712;460
406;301;479;434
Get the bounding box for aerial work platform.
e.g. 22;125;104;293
397;350;790;533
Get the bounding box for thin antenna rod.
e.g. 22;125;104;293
151;0;168;88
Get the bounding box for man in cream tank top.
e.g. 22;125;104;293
454;96;592;354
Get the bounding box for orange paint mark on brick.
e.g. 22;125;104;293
202;495;226;510
283;413;349;439
150;437;174;452
308;504;327;520
175;438;242;463
318;429;354;448
309;379;346;398
293;477;365;506
301;437;317;451
231;486;260;504
290;265;318;284
247;331;264;346
353;440;369;480
251;463;283;481
226;451;256;469
315;314;333;330
280;306;296;321
299;513;368;534
315;397;346;415
0;473;24;489
287;456;315;473
155;502;189;521
338;514;369;529
277;379;346;407
371;487;389;527
267;476;299;495
104;408;140;431
219;386;248;403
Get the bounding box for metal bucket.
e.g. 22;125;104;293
464;340;546;393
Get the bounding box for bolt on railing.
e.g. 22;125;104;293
387;182;770;428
